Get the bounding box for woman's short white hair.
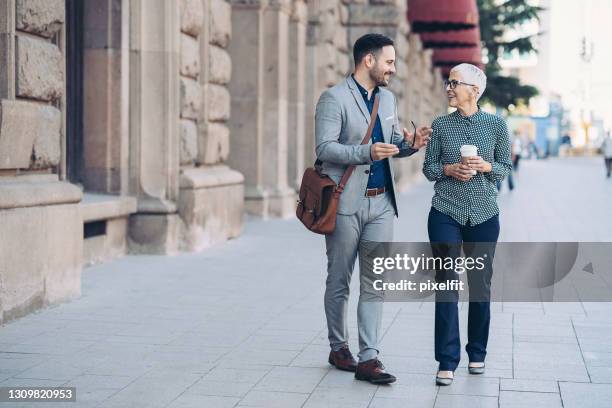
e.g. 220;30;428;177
450;63;487;101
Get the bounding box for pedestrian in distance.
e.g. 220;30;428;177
602;131;612;178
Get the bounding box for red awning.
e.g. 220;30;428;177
408;0;483;78
432;47;482;65
408;0;479;29
419;27;481;47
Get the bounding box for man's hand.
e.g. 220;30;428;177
403;126;432;150
444;163;475;182
465;156;492;173
371;143;399;161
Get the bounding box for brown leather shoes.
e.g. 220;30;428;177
355;358;397;384
328;346;358;372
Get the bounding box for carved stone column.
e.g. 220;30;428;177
344;0;421;191
420;48;435;125
227;0;295;218
304;0;347;171
177;0;244;251
287;0;307;190
81;0;130;194
406;33;423;126
127;0;181;253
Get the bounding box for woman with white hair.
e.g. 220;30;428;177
422;63;512;386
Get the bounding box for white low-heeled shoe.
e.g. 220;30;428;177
436;370;454;386
468;362;485;375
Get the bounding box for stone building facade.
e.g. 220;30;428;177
227;0;447;216
0;0;446;324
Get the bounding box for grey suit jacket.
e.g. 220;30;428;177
315;75;418;216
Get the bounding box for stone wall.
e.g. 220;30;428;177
179;0;203;166
3;0;64;171
227;0;298;218
0;0;447;323
177;0;244;251
303;0;351;171
124;0;243;254
81;0;130;194
229;0;448;216
0;0;82;324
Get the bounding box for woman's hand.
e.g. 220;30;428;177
465;156;492;173
444;163;475;182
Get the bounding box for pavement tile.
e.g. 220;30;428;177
302;385;375;408
583;351;612;367
12;360;86;381
185;379;253;398
587;366;612;383
434;394;498;408
254;366;328;394
99;372;201;408
559;382;612;408
167;394;240;408
437;376;500;397
500;378;559;393
289;344;334;369
499;390;563;408
513;367;589;382
369;395;437;408
238;390;309;408
202;367;271;384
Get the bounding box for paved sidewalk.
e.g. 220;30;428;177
1;157;611;407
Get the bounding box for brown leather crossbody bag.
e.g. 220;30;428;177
296;95;380;234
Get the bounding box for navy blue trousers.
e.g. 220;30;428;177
427;207;500;371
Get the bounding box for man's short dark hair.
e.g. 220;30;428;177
353;34;394;67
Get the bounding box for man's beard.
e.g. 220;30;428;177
370;66;391;87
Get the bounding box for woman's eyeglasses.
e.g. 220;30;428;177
444;79;476;90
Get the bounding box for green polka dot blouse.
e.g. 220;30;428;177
422;107;513;226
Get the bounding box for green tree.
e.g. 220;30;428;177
477;0;543;109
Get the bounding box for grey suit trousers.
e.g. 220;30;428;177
324;191;394;362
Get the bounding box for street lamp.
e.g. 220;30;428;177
578;35;595;150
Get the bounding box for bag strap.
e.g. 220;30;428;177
314;94;380;171
335;94;379;193
314;94;380;181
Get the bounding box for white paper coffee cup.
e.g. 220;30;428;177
460;145;478;175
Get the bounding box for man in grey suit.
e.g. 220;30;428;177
316;34;432;384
